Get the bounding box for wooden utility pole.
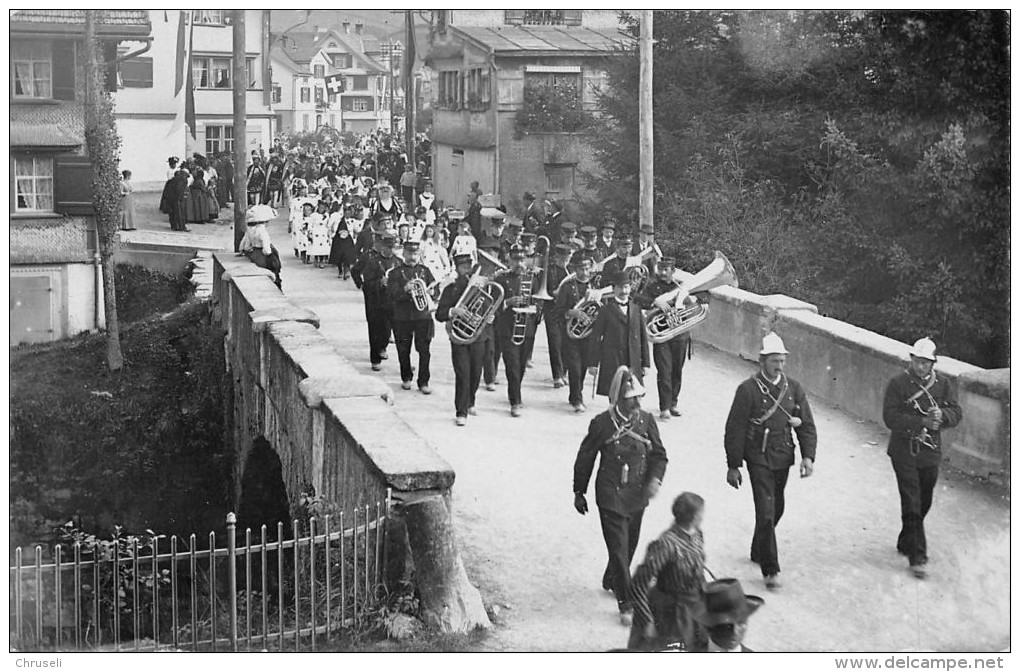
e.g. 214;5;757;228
639;10;654;233
232;10;247;251
405;10;416;171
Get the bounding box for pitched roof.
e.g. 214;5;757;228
273;29;386;73
453;25;628;55
10;102;84;148
11;10;151;36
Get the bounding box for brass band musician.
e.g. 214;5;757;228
555;250;598;412
544;243;574;390
493;244;544;417
386;240;437;394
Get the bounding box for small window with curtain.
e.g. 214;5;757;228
314;64;325;79
192;10;226;25
12;41;53;99
271;85;282;103
300;86;311;103
314;86;324;103
246;57;258;89
13;155;55;212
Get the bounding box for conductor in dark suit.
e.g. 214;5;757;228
587;269;650;398
573;366;668;625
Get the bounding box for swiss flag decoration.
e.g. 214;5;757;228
325;74;345;95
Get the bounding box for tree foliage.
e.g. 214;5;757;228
83;11;125;370
587;10;1009;367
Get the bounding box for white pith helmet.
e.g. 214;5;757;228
909;337;937;361
760;332;788;356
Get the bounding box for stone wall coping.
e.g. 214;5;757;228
776;309;983;380
957;368;1011;403
231;275;320;329
323;397;456;492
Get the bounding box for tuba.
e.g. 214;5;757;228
447;267;505;345
566;285;614;340
645;251;738;344
531;235;554;302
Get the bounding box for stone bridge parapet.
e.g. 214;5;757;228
687;277;1009;489
211;253;490;633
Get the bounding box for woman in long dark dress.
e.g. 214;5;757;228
328;202;357;279
168;170;191;231
186;168;212;223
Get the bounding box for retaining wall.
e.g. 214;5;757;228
691;280;1009;487
210;252;488;631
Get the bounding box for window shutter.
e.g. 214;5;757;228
354;75;368;90
364;97;374;111
505;10;524;25
121;57;153;88
52;41;77;101
54;155;95;216
563;10;582;26
103;41;119;93
341;97;353;112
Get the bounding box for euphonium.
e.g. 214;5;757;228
566;286;614;340
623;245;659;285
447;268;505;345
407;277;434;312
645;251;738;344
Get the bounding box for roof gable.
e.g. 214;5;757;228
274;28;385;73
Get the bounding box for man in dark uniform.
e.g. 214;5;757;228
723;332;817;590
556;251;599;412
520;231;542;370
597;233;633;288
522;191;545;232
351;231;398;370
579;224;600;259
574;366;668;625
587;270;650;399
596;221;615;262
493;244;542;417
499;219;523;264
543;243;573;389
477;237;503;391
436;254;492;426
635;256;706;420
386;240;437;394
355;215;387;258
882;337;962;579
558;221;581;252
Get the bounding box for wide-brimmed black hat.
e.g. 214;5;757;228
691;579;764;627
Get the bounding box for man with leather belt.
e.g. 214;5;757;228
351;231;397;370
723;332;817;590
882;337;962;579
436;254;491;426
573;366;668;625
386;240;437;394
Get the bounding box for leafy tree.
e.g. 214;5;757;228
83;10;124;371
587;10;1009;367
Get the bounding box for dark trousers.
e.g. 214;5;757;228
545;318;565;381
748;464;791;577
451;341;484;417
653;336;689;411
364;303;391;365
401;185;415;205
599;507;645;611
500;337;525;406
392;319;433;387
891;458;939;565
522;325;537;367
563;331;590;406
480;327;497;385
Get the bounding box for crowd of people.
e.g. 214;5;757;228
231;136;963;652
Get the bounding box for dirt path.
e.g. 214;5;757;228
271;212;1009;652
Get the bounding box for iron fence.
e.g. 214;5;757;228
10;493;392;652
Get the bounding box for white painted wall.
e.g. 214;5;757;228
66;262;104;335
118;117;185;191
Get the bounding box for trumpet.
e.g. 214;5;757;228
447;267;505;345
645;251;738;344
566;285;614;340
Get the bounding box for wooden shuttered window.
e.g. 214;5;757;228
52;41;77;101
505;10;525;25
121;57;153;88
563;10;582;26
54;155;95;215
104;41;119;93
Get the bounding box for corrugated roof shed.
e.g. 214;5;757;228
455;26;628;54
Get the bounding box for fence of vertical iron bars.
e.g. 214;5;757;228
10;493;392;652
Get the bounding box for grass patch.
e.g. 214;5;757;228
10;299;233;554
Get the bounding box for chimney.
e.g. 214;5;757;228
355;22;363;35
342;21;350;34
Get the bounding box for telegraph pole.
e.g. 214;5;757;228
232;9;247;251
639;10;653;233
405;10;415;171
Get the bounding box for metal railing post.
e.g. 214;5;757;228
226;513;238;652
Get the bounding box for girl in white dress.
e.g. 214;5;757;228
307;201;331;268
293;202;314;262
